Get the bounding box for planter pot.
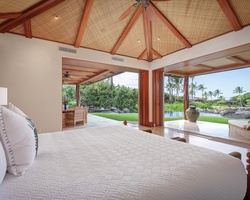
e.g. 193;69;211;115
186;107;200;122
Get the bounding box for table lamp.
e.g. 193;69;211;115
0;87;8;105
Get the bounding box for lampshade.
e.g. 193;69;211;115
0;87;8;105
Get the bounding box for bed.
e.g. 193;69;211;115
0;123;249;200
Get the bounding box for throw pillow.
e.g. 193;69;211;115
8;102;28;118
0;106;36;176
0;141;7;184
8;103;38;156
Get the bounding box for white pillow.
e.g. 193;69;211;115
8;102;28;118
8;103;38;156
0;106;36;176
0;141;7;184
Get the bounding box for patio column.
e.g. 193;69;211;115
76;84;81;107
183;75;189;120
138;70;150;126
152;69;164;126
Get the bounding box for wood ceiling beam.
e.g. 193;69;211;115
138;49;147;60
74;0;94;48
186;61;250;76
0;0;65;33
62;73;93;78
216;0;242;31
80;70;110;84
150;2;192;48
62;58;139;73
163;43;250;73
152;48;162;59
62;70;97;76
226;56;247;64
111;4;143;55
194;64;214;70
0;12;22;19
143;9;153;62
24;20;32;38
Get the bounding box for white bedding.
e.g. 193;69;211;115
0;125;247;200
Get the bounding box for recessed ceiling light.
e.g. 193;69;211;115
54;15;59;20
137;39;140;43
157;37;161;41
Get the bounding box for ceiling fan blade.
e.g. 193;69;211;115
117;5;136;23
145;5;157;23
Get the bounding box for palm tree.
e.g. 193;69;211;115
218;95;225;100
233;86;245;106
166;76;174;103
203;91;208;101
190;82;198;100
214;89;222;100
198;84;207;100
173;76;183;101
208;91;214;100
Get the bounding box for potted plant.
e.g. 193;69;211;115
62;97;68;110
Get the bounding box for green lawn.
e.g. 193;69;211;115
91;113;233;124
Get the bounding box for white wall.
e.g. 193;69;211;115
0;34;149;133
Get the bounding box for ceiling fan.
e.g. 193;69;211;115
64;71;70;78
117;0;171;23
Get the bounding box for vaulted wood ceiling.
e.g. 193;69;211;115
1;0;250;84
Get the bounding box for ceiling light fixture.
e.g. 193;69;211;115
157;37;161;41
54;15;59;20
137;39;141;43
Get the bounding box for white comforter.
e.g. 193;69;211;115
0;125;247;200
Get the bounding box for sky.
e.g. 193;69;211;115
112;68;250;100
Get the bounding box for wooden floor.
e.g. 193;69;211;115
63;114;250;170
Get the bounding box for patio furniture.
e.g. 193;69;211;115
66;107;84;127
228;120;250;139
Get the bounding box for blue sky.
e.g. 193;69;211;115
112;67;250;100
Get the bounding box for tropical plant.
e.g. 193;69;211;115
190;82;198;100
173;76;183;101
198;84;207;100
214;89;223;100
165;76;174;103
208;91;214;100
233;86;245;106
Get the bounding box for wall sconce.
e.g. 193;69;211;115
0;87;8;105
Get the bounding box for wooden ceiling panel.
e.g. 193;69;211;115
0;0;41;13
31;0;85;44
1;0;250;82
236;51;250;61
202;58;236;67
152;19;185;56
0;0;41;31
81;0;134;52
155;0;233;45
10;24;25;35
229;0;250;26
116;15;146;58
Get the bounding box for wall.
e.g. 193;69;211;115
0;34;149;133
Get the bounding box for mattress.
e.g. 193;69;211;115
0;125;247;200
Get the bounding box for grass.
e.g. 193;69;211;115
91;113;233;124
91;113;138;121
